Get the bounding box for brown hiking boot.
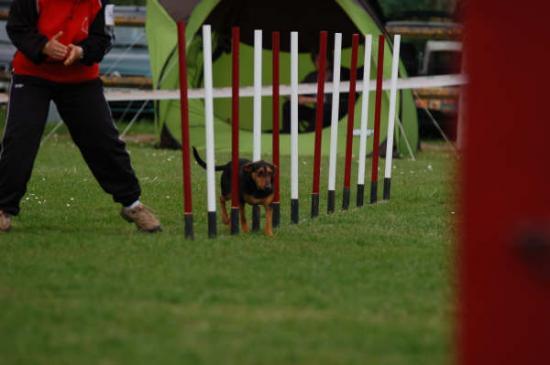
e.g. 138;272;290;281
0;210;12;232
121;204;161;233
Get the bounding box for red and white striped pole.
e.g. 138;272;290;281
370;35;385;204
272;31;281;228
342;33;360;210
176;21;193;239
311;31;328;218
230;27;240;235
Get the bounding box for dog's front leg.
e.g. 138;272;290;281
240;203;250;233
264;203;273;237
220;195;230;225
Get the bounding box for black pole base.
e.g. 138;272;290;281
356;184;365;207
327;190;335;213
383;177;391;200
252;205;261;231
208;211;217;238
291;198;299;224
230;207;239;235
370;181;378;204
184;213;194;239
342;187;350;210
272;202;280;228
311;193;320;218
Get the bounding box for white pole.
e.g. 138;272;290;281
327;33;342;198
290;31;299;222
383;35;401;180
253;30;263;161
202;25;216;215
357;35;373;187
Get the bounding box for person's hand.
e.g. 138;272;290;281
42;31;68;61
64;44;83;66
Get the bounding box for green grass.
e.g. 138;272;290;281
0;124;455;365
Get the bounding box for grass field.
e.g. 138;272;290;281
0;121;455;364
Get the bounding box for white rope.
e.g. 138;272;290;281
0;74;465;104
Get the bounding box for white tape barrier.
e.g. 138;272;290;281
0;74;466;104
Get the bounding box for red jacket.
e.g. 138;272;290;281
7;0;113;83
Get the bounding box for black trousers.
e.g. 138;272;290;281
0;74;141;216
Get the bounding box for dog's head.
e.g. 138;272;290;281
243;161;277;192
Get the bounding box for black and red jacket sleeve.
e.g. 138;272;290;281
6;0;48;64
78;0;113;66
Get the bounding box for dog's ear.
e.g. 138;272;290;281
243;163;254;173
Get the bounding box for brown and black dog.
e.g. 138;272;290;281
192;147;276;236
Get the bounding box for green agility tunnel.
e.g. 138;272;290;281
146;0;419;157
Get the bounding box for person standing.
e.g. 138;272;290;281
0;0;161;233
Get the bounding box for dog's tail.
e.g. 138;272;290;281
192;146;225;171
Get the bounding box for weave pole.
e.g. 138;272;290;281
342;33;360;210
383;35;401;201
176;21;193;239
311;31;328;218
327;33;342;214
290;31;299;224
252;29;262;231
370;35;385;204
202;25;217;238
272;31;281;228
231;27;240;235
356;35;373;207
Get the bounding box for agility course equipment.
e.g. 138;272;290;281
327;33;343;214
176;21;194;239
185;24;406;237
383;35;401;201
342;33;360;210
311;31;328;219
289;31;299;224
271;31;281;228
231;26;240;235
356;35;373;207
134;0;454;238
202;25;217;238
370;35;385;204
251;30;263;232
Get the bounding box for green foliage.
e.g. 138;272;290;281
0;128;454;364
